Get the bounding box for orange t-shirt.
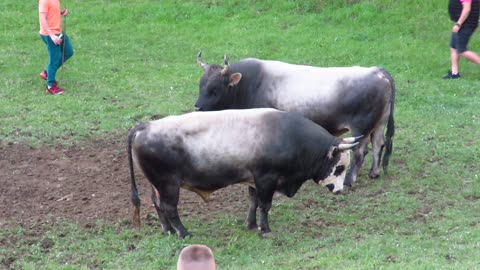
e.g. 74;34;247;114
39;0;62;36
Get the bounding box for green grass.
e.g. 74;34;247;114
1;0;480;269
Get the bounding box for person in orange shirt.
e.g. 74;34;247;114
39;0;74;94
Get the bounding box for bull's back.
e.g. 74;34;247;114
136;109;285;168
180;110;334;171
260;62;379;105
255;62;393;133
135;109;327;172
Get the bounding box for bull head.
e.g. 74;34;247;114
319;136;363;193
196;52;242;89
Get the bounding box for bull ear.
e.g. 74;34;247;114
229;73;242;87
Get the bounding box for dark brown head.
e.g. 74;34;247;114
195;52;242;111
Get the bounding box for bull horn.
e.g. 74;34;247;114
224;55;229;66
197;51;208;69
221;54;230;75
341;135;364;144
338;142;359;151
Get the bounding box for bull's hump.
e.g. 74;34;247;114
238;57;262;64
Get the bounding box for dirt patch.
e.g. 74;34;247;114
0;137;248;229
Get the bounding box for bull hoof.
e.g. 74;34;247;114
260;232;274;238
368;171;380;179
343;176;354;187
161;227;176;235
178;231;193;239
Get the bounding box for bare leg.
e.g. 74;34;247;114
450;47;460;74
460;50;480;64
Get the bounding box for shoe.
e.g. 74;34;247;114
442;70;460;79
39;70;47;80
46;83;65;95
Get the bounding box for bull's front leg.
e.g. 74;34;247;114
246;186;258;230
257;194;273;238
344;138;369;187
254;174;277;238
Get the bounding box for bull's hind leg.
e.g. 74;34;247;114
368;126;386;179
155;179;191;239
246;186;259;230
150;186;175;234
344;135;369;187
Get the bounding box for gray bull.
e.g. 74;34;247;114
194;53;395;187
128;108;361;238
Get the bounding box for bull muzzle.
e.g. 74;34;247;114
317;178;343;193
326;185;343;195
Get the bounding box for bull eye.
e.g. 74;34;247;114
208;89;217;97
333;165;345;176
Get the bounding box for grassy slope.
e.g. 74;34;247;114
1;0;479;269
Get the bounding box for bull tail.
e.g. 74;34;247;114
128;122;147;228
381;68;395;174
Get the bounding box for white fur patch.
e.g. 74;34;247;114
318;150;350;193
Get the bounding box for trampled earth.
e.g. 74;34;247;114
0;137;248;229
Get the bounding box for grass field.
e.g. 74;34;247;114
1;0;480;269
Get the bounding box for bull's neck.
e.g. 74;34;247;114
230;85;270;109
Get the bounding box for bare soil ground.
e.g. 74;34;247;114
0;137;247;229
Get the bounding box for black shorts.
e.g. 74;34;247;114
450;27;475;53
